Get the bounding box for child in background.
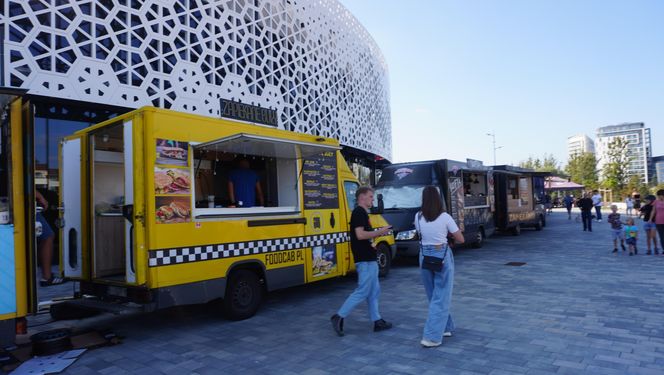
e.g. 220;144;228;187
624;218;638;256
607;205;626;253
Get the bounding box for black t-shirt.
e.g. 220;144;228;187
349;206;376;263
640;204;653;220
577;198;593;212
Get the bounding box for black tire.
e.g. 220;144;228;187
224;269;263;321
541;215;547;227
512;224;521;236
534;216;544;231
472;228;484;248
377;243;392;277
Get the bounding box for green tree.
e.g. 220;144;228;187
519;153;563;175
652;183;664;195
565;152;598;189
601;137;631;192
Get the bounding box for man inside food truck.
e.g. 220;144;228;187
228;158;265;208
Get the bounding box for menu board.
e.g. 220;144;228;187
448;177;465;231
154;138;191;224
303;151;339;210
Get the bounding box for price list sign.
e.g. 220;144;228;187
303;151;339;210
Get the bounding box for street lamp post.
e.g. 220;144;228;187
486;132;503;165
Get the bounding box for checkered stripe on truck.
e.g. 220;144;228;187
148;232;350;267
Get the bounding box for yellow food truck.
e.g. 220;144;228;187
0;93;30;347
57;107;395;320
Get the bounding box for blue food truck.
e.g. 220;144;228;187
374;159;495;257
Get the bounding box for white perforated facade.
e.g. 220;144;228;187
1;0;392;160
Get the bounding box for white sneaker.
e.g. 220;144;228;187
420;339;442;348
444;332;453;337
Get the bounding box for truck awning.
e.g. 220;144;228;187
193;133;340;159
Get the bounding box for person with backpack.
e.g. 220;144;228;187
414;186;464;348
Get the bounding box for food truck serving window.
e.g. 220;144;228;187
191;134;339;219
462;172;488;207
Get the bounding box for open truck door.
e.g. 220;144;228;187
60;137;83;279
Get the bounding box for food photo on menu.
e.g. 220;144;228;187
156;139;189;166
154;167;191;194
312;245;337;277
155;196;191;224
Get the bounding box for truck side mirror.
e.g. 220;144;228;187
371;194;384;214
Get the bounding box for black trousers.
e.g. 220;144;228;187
582;211;592;231
657;224;664;251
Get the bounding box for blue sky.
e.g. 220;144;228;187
339;0;664;166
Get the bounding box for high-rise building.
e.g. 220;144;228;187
596;123;652;184
567;134;595;158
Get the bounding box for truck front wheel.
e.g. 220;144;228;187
377;243;392;278
224;269;263;320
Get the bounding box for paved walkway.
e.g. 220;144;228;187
35;210;664;374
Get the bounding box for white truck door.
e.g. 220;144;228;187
123;120;136;284
61;138;83;278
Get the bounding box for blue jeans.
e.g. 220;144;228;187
595;206;602;220
338;261;381;321
420;245;455;343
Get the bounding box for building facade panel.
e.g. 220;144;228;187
1;0;392;160
653;156;664;185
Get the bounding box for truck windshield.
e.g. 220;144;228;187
375;185;426;209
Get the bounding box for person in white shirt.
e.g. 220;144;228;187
414;186;464;348
591;190;603;222
625;196;634;217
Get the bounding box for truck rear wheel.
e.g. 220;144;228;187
512;225;521;236
377;243;392;278
534;216;544;231
224;269;263;321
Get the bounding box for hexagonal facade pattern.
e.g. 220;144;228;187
2;0;392;160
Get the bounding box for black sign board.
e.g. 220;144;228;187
303;151;339;210
220;99;278;127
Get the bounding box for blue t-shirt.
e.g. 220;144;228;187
229;169;259;207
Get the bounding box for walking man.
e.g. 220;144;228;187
563;194;574;220
331;186;393;336
578;192;594;232
591;190;603;222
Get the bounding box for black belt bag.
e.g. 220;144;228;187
416;212;449;273
421;255;444;272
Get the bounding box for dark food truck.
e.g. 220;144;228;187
375;159;495;257
491;165;548;235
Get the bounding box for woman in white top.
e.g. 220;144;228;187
415;186;464;348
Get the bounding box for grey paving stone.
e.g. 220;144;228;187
33;210;664;375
